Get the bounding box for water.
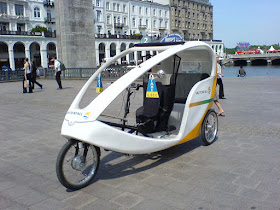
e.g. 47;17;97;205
223;65;280;77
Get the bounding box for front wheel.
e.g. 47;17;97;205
56;139;100;190
201;109;218;145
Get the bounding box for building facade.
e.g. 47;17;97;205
0;0;56;70
0;0;224;70
169;0;213;41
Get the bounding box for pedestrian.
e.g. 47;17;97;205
23;58;33;93
52;57;62;89
238;66;246;77
31;60;43;89
214;93;224;116
216;56;225;99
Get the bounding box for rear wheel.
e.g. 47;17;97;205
201;109;218;145
56;139;100;190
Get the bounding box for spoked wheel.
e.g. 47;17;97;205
56;139;100;190
201;109;218;145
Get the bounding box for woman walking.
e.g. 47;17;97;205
24;58;33;93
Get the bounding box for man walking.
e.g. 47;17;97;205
52;57;62;89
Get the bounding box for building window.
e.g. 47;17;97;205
132;6;135;13
123;5;126;12
132;17;135;27
117;4;120;11
34;7;40;18
153;9;156;16
96;11;101;22
117;16;120;23
139;18;142;26
17;23;24;32
15;4;24;16
146;8;148;15
96;0;100;7
165;11;167;17
107;15;111;24
114;16;116;23
113;3;116;11
123;17;127;25
139;7;142;14
146;19;148;27
0;2;7;14
153;20;156;28
0;22;8;31
106;2;109;10
159;10;161;17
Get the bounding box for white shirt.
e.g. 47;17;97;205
54;60;61;71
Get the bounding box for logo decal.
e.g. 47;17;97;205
83;112;91;120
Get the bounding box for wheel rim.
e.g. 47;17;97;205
62;143;98;186
204;112;218;143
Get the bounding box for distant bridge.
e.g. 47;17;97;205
228;53;280;66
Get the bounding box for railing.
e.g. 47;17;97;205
44;17;55;24
95;34;142;40
43;1;54;7
0;30;41;36
114;23;125;28
0;69;24;81
138;25;147;29
0;30;56;37
0;14;29;21
45;66;130;79
0;66;132;82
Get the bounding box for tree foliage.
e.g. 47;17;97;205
31;26;48;32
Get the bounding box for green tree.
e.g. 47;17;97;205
31;26;48;32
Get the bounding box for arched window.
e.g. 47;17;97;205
34;7;40;18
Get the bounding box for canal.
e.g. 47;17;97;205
223;65;280;77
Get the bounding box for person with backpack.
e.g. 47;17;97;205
52;57;63;89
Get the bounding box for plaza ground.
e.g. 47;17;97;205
1;76;280;209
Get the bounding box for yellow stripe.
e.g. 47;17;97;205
175;72;217;145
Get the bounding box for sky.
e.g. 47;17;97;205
154;0;280;48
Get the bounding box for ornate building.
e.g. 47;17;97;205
169;0;213;41
0;0;224;70
0;0;56;69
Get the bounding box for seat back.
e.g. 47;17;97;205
175;73;210;103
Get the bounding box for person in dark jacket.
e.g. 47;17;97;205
31;60;43;89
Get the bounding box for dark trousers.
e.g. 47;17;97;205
31;73;42;89
217;78;224;98
56;71;62;89
26;73;33;93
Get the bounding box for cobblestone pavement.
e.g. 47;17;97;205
1;76;280;209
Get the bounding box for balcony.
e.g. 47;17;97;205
95;33;142;40
0;30;42;36
114;23;125;28
45;17;55;24
43;1;54;7
0;14;29;21
138;25;147;29
0;30;56;37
